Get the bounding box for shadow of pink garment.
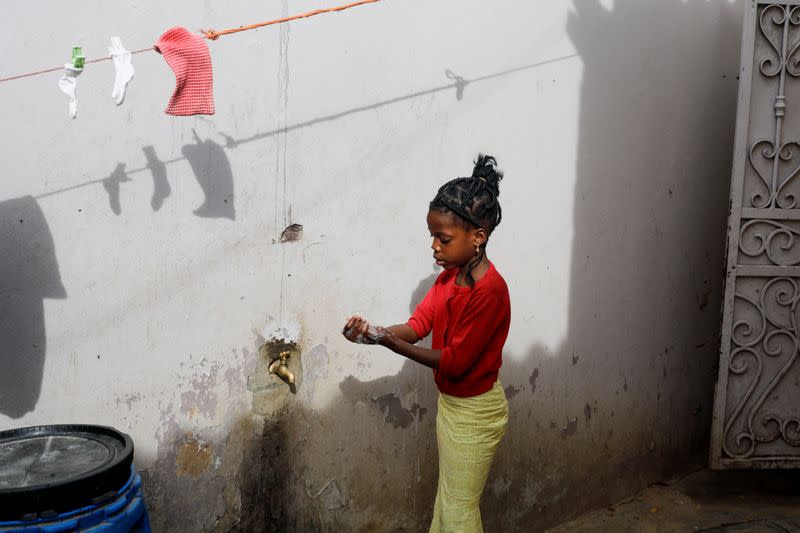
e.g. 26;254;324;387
154;27;215;116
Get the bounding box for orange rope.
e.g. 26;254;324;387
203;0;382;40
0;0;382;84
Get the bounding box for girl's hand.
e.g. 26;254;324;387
343;316;393;345
343;315;370;343
374;326;395;347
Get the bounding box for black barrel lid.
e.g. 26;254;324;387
0;424;134;521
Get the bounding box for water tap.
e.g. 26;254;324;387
269;351;295;385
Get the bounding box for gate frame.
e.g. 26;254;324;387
711;0;800;470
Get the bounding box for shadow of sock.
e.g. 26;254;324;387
101;163;130;215
143;146;171;211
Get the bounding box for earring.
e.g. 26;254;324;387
475;245;480;255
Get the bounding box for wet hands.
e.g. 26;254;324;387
342;315;391;345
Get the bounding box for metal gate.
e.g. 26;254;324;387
711;1;800;469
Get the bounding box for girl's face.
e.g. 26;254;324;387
427;209;484;270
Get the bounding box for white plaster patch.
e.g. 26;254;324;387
262;315;302;344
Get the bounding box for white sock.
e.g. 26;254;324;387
58;64;82;119
108;37;134;106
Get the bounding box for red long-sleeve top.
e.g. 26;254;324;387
407;262;511;397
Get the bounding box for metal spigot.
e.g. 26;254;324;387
269;351;295;385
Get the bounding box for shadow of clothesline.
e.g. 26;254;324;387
33;54;577;203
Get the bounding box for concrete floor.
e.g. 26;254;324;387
548;468;800;532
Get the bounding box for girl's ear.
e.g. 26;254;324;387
473;227;488;247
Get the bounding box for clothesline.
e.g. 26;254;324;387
203;0;381;40
0;0;382;85
0;48;154;84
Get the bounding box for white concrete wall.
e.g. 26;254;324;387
0;1;743;531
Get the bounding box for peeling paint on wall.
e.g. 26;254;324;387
175;433;213;476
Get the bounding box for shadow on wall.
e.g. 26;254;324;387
102;164;131;216
143;146;171;212
483;0;741;529
0;197;66;419
181;130;236;221
38;56;578;219
94;132;235;220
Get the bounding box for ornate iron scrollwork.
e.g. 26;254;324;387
723;278;800;459
740;219;800;265
748;5;800;208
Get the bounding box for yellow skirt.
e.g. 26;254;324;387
430;381;508;533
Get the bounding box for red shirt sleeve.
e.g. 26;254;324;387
439;290;505;378
407;284;436;340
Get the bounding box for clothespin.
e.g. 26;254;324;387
71;46;85;70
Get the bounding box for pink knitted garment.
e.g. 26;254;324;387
155;27;215;116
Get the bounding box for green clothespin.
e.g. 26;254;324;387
71;46;85;69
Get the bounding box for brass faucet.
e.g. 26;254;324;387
269;351;295;385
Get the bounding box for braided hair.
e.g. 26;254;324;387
430;154;504;287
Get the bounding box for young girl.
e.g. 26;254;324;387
343;154;510;533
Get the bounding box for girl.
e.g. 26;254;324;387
343;154;510;533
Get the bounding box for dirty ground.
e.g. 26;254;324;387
548;468;800;532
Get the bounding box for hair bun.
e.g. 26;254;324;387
471;153;503;196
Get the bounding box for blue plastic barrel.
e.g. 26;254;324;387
0;465;150;532
0;425;150;532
